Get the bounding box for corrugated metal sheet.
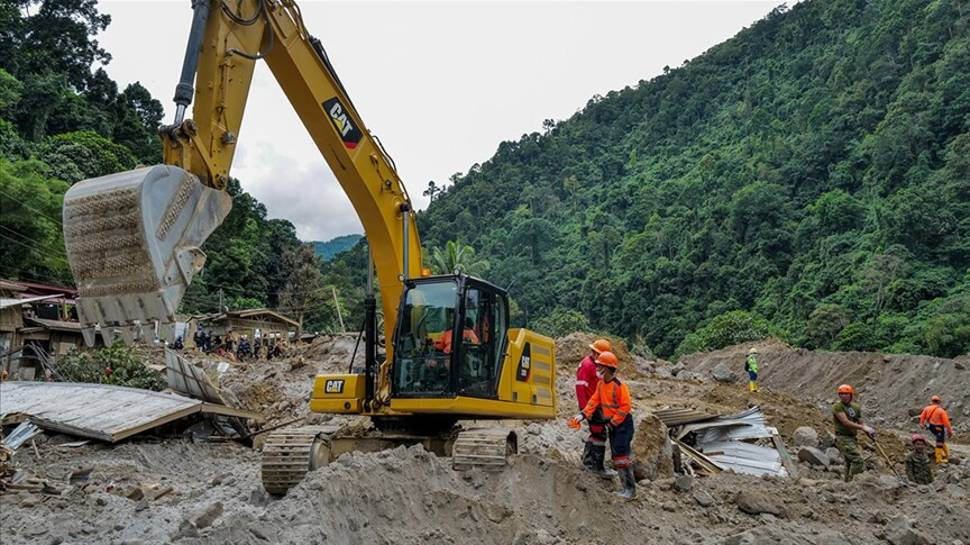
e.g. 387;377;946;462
653;408;716;427
0;381;257;442
681;406;792;477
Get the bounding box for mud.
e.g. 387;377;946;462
2;337;968;545
680;341;970;435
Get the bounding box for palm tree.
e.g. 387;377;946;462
429;240;490;276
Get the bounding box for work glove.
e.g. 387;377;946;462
567;414;584;430
862;425;875;438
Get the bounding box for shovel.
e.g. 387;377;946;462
870;435;905;483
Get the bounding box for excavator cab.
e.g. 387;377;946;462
392;275;508;400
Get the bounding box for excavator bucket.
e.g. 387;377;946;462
62;165;232;346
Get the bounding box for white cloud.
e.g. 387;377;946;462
96;0;781;241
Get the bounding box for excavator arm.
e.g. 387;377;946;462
63;0;421;367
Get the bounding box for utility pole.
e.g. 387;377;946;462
218;288;224;312
331;286;346;332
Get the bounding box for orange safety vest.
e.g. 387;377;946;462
582;378;632;427
435;328;480;354
919;404;953;433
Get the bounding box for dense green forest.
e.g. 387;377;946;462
415;0;970;358
312;234;363;261
3;0;968;356
0;0;355;333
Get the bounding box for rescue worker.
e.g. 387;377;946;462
744;347;759;393
568;351;636;500
576;338;612;475
905;434;934;485
435;315;480;354
919;395;954;464
832;384;875;482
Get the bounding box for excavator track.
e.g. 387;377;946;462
451;428;517;471
261;425;339;496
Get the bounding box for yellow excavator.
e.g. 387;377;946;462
61;0;556;494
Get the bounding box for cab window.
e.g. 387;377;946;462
393;280;458;396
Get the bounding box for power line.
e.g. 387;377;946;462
0;225;68;257
0;189;64;226
0;232;70;267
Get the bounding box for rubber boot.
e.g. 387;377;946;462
591;445;617;479
752;381;759;392
935;447;945;465
581;442;595;471
614;467;636;501
747;381;754;393
942;444;950;464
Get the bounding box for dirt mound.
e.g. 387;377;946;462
681;342;970;435
5;437;968;545
555;332;653;378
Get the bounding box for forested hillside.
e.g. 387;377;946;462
418;0;970;358
0;1;353;331
312;234;363;261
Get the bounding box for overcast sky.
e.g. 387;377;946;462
96;0;781;242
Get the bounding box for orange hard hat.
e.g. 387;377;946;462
589;339;612;354
595;351;619;369
911;433;927;444
931;395;942;403
837;384;855;395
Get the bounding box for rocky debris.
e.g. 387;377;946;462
792;426;819;448
882;516;931;545
673;474;694;493
735;489;786;517
824;447;841;463
797;446;831;467
692;489;715;507
631;414;674;481
711;362;736;383
670;362;685;377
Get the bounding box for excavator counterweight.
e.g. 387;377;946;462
63;165;231;346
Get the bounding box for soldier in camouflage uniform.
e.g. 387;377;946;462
905;434;934;485
832;384;875;482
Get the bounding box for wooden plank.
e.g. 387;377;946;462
771;431;799;478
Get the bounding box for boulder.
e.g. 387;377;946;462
692;489;715;507
735;490;786;517
670;362;685;377
792;426;819;448
632;414;675;481
825;447;841;462
797;446;830;466
673;474;694;493
712;362;737;383
884;516;931;545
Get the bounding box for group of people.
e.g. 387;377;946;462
567;339;637;500
566;340;958;501
831;384;954;484
172;325;287;362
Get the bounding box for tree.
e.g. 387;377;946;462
278;243;326;336
422;180;440;202
429;240;490;276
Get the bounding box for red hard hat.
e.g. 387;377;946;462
837;384;854;395
595;351;619;369
911;434;927;444
931;395;942;403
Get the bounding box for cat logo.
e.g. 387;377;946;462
324;379;345;394
516;343;532;382
322;97;363;149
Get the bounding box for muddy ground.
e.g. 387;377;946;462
1;336;968;545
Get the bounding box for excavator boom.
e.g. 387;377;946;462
63;0;421;353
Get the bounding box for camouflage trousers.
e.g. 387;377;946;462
836;435;864;482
